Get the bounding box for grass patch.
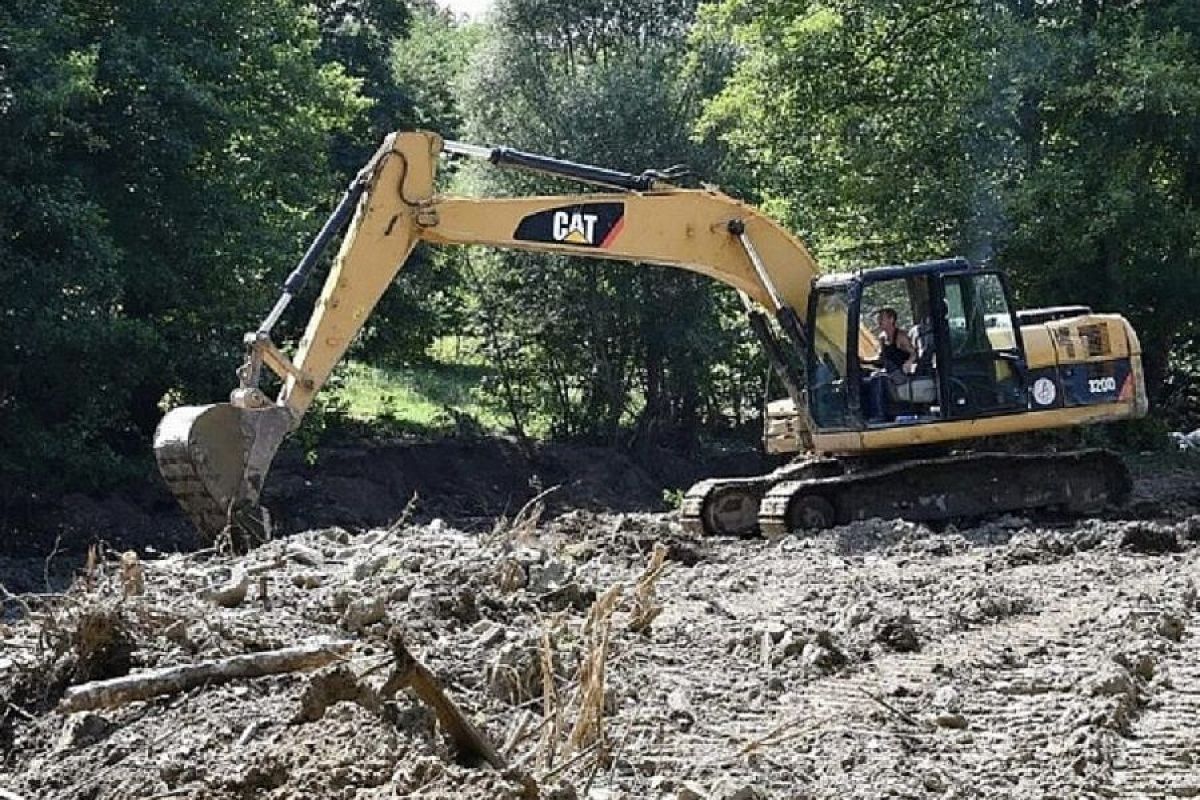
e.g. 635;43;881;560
328;359;504;433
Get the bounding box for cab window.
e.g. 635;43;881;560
808;288;850;427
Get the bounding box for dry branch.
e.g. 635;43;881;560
629;542;668;633
490;484;560;546
568;584;622;755
858;688;924;728
537;625;561;769
380;629;506;771
58;640;352;713
120;551;144;598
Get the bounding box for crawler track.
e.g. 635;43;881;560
680;458;839;537
682;449;1131;538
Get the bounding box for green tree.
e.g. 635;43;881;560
455;0;763;448
0;0;364;497
347;5;485;369
696;0;1200;404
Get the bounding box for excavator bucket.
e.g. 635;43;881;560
154;403;292;547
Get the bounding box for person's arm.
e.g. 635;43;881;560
897;330;917;372
863;333;886;367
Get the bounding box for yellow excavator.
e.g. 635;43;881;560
154;131;1147;545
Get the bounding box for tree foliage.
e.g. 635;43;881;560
0;0;364;496
696;0;1200;399
3;0;1197;501
456;0;764;447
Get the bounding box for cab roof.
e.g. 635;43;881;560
814;257;974;290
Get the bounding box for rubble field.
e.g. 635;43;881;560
1;460;1197;799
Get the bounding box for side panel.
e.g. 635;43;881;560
812;401;1139;455
1028;358;1135;410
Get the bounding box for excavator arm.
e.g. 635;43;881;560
284;131;820;418
154;131;828;544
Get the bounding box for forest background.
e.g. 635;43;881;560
2;0;1198;501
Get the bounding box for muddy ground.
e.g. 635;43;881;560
0;450;1197;799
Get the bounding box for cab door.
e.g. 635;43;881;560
935;271;1027;417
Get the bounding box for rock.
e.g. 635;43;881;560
769;631;807;666
341;594;387;632
932;686;961;711
488;639;540;703
839;603;873;630
407;585;435;614
650;776;676;792
922;771;947;792
399;553;426;572
319;527;351;544
933;712;968;729
294;664;379;722
292;573;324;589
513;547;545;566
443;587;480;623
755;621;789;643
710;779;763;800
542;781;579;800
666;687;694;728
538;582;596;612
1119;522;1180;554
208;569;249;608
351;554;390;581
676;783;706;800
874;613;920;653
327;587;354;611
802;630;849;674
1116;650;1157;681
994;514;1031;530
56;712;112;750
286;543;324;567
159;756;201;786
529;558;574;592
1156;612;1185;642
1086;668;1136;699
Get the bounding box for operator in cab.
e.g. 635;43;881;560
877;307;916;373
865;307;916;422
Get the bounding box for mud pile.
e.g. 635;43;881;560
1;472;1198;799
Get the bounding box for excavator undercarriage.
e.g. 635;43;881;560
681;448;1131;538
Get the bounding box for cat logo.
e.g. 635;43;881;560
553;211;599;244
513;202;624;249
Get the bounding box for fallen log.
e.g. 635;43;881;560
380;629;505;770
58;640;352;713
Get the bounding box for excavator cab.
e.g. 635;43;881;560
804;258;1028;432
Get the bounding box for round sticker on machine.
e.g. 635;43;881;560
1032;377;1057;406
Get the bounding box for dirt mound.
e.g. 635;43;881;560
3;469;1198;798
2;436;768;559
